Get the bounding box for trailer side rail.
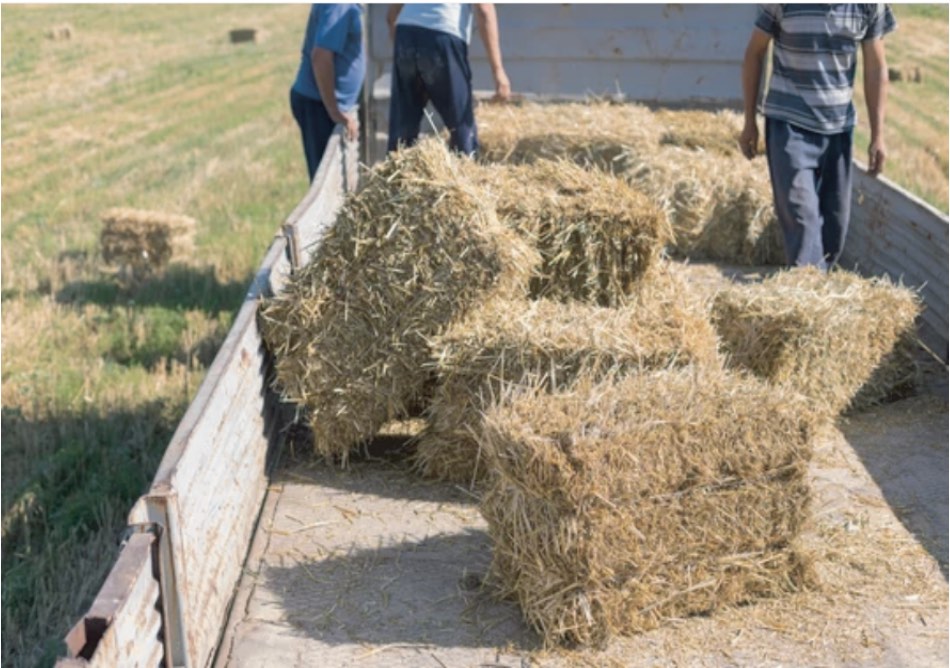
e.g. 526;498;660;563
57;130;357;668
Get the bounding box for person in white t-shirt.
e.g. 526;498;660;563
386;3;510;156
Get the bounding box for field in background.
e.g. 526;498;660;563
852;3;948;212
1;4;946;668
1;5;310;666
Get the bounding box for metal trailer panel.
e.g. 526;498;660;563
842;165;950;362
59;131;357;668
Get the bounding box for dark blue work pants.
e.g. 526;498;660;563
765;117;853;269
387;24;477;156
290;88;336;182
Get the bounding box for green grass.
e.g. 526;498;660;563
1;5;312;666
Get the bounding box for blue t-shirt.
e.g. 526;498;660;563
292;4;365;111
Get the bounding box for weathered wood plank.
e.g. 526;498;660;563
59;533;163;668
367;4;753;102
842;166;949;362
135;131;351;668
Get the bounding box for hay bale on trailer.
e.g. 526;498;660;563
259;139;539;464
712;267;922;415
467;159;671;305
414;262;720;485
478;367;818;647
100;207;195;278
476;102;785;265
476;101;661;170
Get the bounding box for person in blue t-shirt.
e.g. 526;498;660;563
386;3;510;156
290;4;365;181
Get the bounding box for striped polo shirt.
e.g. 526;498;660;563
756;4;896;134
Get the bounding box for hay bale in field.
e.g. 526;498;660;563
478;368;818;647
712;267;921;415
100;208;195;277
46;24;73;41
414;263;721;486
467;159;671;305
259;138;539;464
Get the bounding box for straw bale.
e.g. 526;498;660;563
478;368;818;647
100;207;195;275
466;159;671;305
476;101;661;170
259;138;539;464
413;263;721;486
712;267;921;415
477;102;785;266
654;108;743;156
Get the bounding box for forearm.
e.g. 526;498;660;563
387;4;403;37
311;48;343;120
741;42;765;125
863;45;888;140
475;4;504;79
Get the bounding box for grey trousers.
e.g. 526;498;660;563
765;117;853;270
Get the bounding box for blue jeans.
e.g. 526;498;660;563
387;24;477;156
765;118;853;269
290;88;335;182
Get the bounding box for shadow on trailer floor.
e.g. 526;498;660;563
217;263;948;668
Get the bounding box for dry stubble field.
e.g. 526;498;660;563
1;4;947;668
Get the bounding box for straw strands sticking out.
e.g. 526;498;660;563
476;102;785;266
259;138;539;464
467;158;671;305
712;267;922;415
477;367;818;647
100;207;195;274
413;262;721;486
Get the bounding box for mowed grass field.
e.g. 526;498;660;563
2;5;311;666
1;5;947;668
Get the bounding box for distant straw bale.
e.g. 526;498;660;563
712;267;921;415
46;24;73;40
467;159;671;305
100;208;195;276
414;262;721;486
259;138;539;464
478;367;818;647
476;102;785;265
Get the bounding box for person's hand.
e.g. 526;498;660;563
331;110;359;142
867;138;886;176
739;121;758;160
492;69;511;102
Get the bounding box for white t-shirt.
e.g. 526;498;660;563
397;3;473;43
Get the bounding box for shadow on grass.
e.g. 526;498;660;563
56;263;253;316
1;400;184;668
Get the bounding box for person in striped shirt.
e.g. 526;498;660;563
741;4;896;270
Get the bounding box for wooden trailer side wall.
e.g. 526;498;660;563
58;131;357;668
843;166;949;362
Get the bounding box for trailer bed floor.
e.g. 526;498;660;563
217;389;947;668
